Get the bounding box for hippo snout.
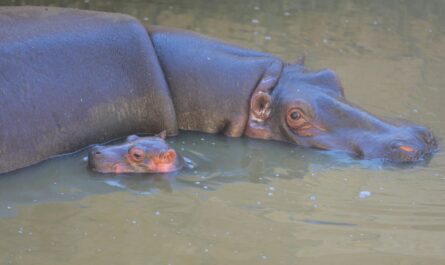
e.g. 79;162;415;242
356;126;437;163
87;145;104;170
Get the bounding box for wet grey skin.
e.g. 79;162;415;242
0;7;437;174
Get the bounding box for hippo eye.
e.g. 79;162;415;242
290;111;301;120
128;147;145;162
286;108;306;129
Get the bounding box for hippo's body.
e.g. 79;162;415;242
0;7;436;174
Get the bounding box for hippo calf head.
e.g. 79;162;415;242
88;132;183;174
245;64;437;163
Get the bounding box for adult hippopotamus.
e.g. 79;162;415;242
0;6;436;174
88;132;183;174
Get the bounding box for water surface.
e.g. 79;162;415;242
0;1;444;264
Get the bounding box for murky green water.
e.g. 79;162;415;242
1;0;444;264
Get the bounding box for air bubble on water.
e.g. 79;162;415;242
264;36;272;40
253;6;260;10
18;227;24;234
268;186;275;191
267;192;273;196
359;190;372;199
261;255;267;260
251;19;259;24
412;109;418;113
143;17;149;21
200;137;205;141
203;186;208;190
155;211;161;216
323;39;328;44
309;195;317;201
256;201;262;205
82;156;88;161
7;206;12;209
131;220;137;224
284;12;290;16
195;181;201;185
204;248;209;252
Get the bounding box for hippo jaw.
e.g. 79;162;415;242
88;133;183;174
245;64;437;163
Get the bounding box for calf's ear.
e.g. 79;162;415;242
156;130;167;139
159;149;176;163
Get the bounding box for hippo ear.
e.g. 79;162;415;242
250;92;271;121
159;149;176;163
126;135;139;142
156;130;167;139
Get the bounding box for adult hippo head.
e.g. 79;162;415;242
245;64;437;162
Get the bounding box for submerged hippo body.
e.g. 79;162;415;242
0;7;436;174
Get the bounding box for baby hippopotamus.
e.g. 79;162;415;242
88;132;183;174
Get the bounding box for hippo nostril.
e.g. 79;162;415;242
95;151;101;155
398;145;415;153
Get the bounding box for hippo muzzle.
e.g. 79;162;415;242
245;65;437;163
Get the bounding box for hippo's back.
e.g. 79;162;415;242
0;7;177;173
